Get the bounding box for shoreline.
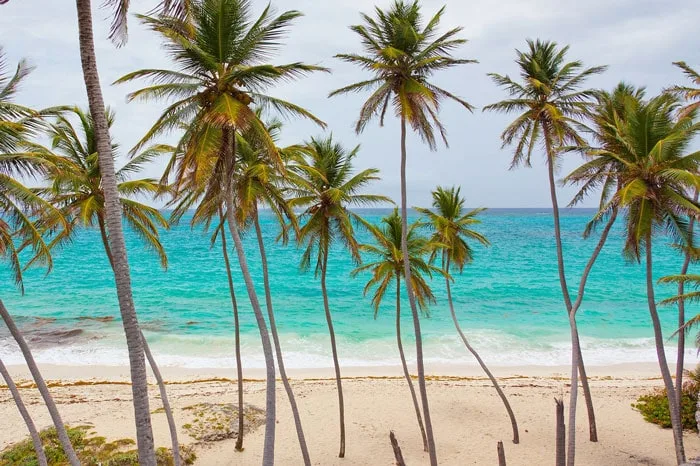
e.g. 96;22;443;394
1;361;677;383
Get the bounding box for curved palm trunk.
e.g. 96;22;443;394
320;250;346;457
222;142;276;465
645;238;686;465
444;257;519;444
74;1;155;463
676;189;697;405
99;224;180;464
545;149;590;462
218;212;245;451
568;207;619;445
395;275;428;452
142;332;180;466
0;300;79;465
0;357;48;466
253;210;311;465
400;116;438;465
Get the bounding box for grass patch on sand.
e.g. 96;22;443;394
0;426;195;465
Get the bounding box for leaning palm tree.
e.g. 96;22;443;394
41;106;182;465
582;93;699;465
116;2;327;462
416;186;519;444
0;48;77;465
351;209;442;452
484;39;607;462
288;135;391;457
330;3;475;461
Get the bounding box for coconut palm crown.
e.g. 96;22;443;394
42;107;169;268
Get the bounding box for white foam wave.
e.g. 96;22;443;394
1;329;695;369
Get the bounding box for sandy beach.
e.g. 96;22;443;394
0;363;696;465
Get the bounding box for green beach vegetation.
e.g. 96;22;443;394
0;0;699;465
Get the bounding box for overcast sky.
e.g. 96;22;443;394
1;0;698;208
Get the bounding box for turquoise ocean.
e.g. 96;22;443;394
0;208;695;369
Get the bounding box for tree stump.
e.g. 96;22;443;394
390;430;406;466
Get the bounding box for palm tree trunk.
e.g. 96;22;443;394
222;129;276;465
99;222;180;464
142;332;180;466
253;209;311;465
0;357;48;466
545;149;580;462
444;257;519;444
395;275;428;452
218;210;245;452
224;200;276;466
320;249;346;458
74;1;155;464
676;189;697;405
0;300;79;465
566;313;580;466
645;238;686;464
400;115;438;465
568;208;619;445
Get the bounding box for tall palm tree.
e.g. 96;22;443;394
416;186;520;444
330;3;475;461
288;135;391;457
41;106;182;465
231;122;311;464
116;2;327;462
484;39;606;462
579;93;699;465
74;0;157;461
351;208;442;452
0;48;77;465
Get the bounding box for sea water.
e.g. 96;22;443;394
0;208;695;369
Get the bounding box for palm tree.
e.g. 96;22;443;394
231;122;311;464
0;48;77;465
579;93;699;465
288;135;391;457
330;3;475;461
73;1;157;461
351;208;442;452
41;106;182;465
416;186;520;444
116;2;327;462
484;39;607;462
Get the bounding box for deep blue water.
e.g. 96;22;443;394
0;208;695;368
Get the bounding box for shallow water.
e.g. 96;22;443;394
0;208;695;369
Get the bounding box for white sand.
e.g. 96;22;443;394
0;363;697;465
